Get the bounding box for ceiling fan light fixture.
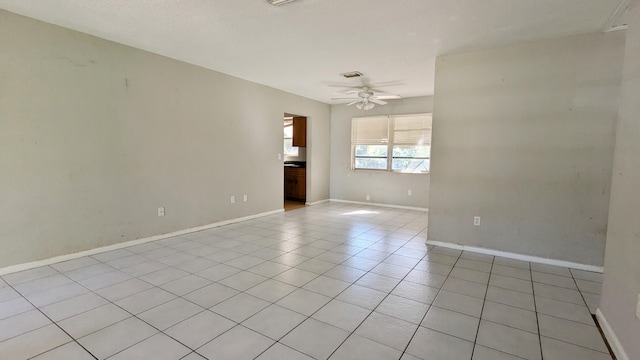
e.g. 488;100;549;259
333;85;400;110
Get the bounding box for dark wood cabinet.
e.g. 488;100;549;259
292;117;306;148
284;167;306;201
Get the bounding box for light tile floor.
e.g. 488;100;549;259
0;203;610;359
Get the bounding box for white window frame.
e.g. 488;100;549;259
351;113;431;174
284;120;299;156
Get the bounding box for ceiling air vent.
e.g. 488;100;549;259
266;0;298;5
341;71;363;79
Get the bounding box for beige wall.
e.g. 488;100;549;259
601;1;640;358
330;97;432;208
0;10;330;268
428;32;625;266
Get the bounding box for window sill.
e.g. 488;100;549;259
352;168;430;175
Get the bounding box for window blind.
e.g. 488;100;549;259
393;114;432;145
351;116;389;145
351;113;432;173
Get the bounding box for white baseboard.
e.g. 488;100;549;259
0;209;284;276
305;199;329;206
425;240;604;273
329;199;428;212
596;308;629;360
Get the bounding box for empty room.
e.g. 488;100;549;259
1;0;638;359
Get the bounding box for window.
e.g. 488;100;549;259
284;119;298;156
351;113;431;173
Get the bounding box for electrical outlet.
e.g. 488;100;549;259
636;294;640;320
366;195;371;201
230;196;235;204
278;153;282;160
158;207;165;217
408;189;412;196
474;216;481;226
243;195;248;202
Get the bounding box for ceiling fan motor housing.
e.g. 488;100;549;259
331;85;399;110
358;88;374;99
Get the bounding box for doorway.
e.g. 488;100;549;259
283;113;307;211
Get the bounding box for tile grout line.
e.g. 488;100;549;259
53;227;305;359
569;268;597;317
323;236;433;359
245;208;409;357
254;223;429;359
0;206;472;359
398;249;464;360
469;255;495;359
169;206;419;359
569;269;616;360
530;260;544;360
30;243;285;360
530;269;612;356
3;238;518;358
2;267;100;360
109;233;338;360
267;210;423;349
49;263;214;360
411;256;546;358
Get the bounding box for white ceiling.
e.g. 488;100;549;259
0;0;628;104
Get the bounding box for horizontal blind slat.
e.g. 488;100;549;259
394;115;431;130
393;114;431;145
394;129;431;144
352;117;389;144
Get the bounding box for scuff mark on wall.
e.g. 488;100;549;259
55;56;96;67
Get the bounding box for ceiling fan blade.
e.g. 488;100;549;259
346;100;361;106
332;97;360;100
367;88;390;94
328;84;363;89
367;81;405;88
329;80;403;91
370;99;388;105
334;89;360;95
372;95;402;100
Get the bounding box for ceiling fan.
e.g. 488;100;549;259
332;86;401;110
